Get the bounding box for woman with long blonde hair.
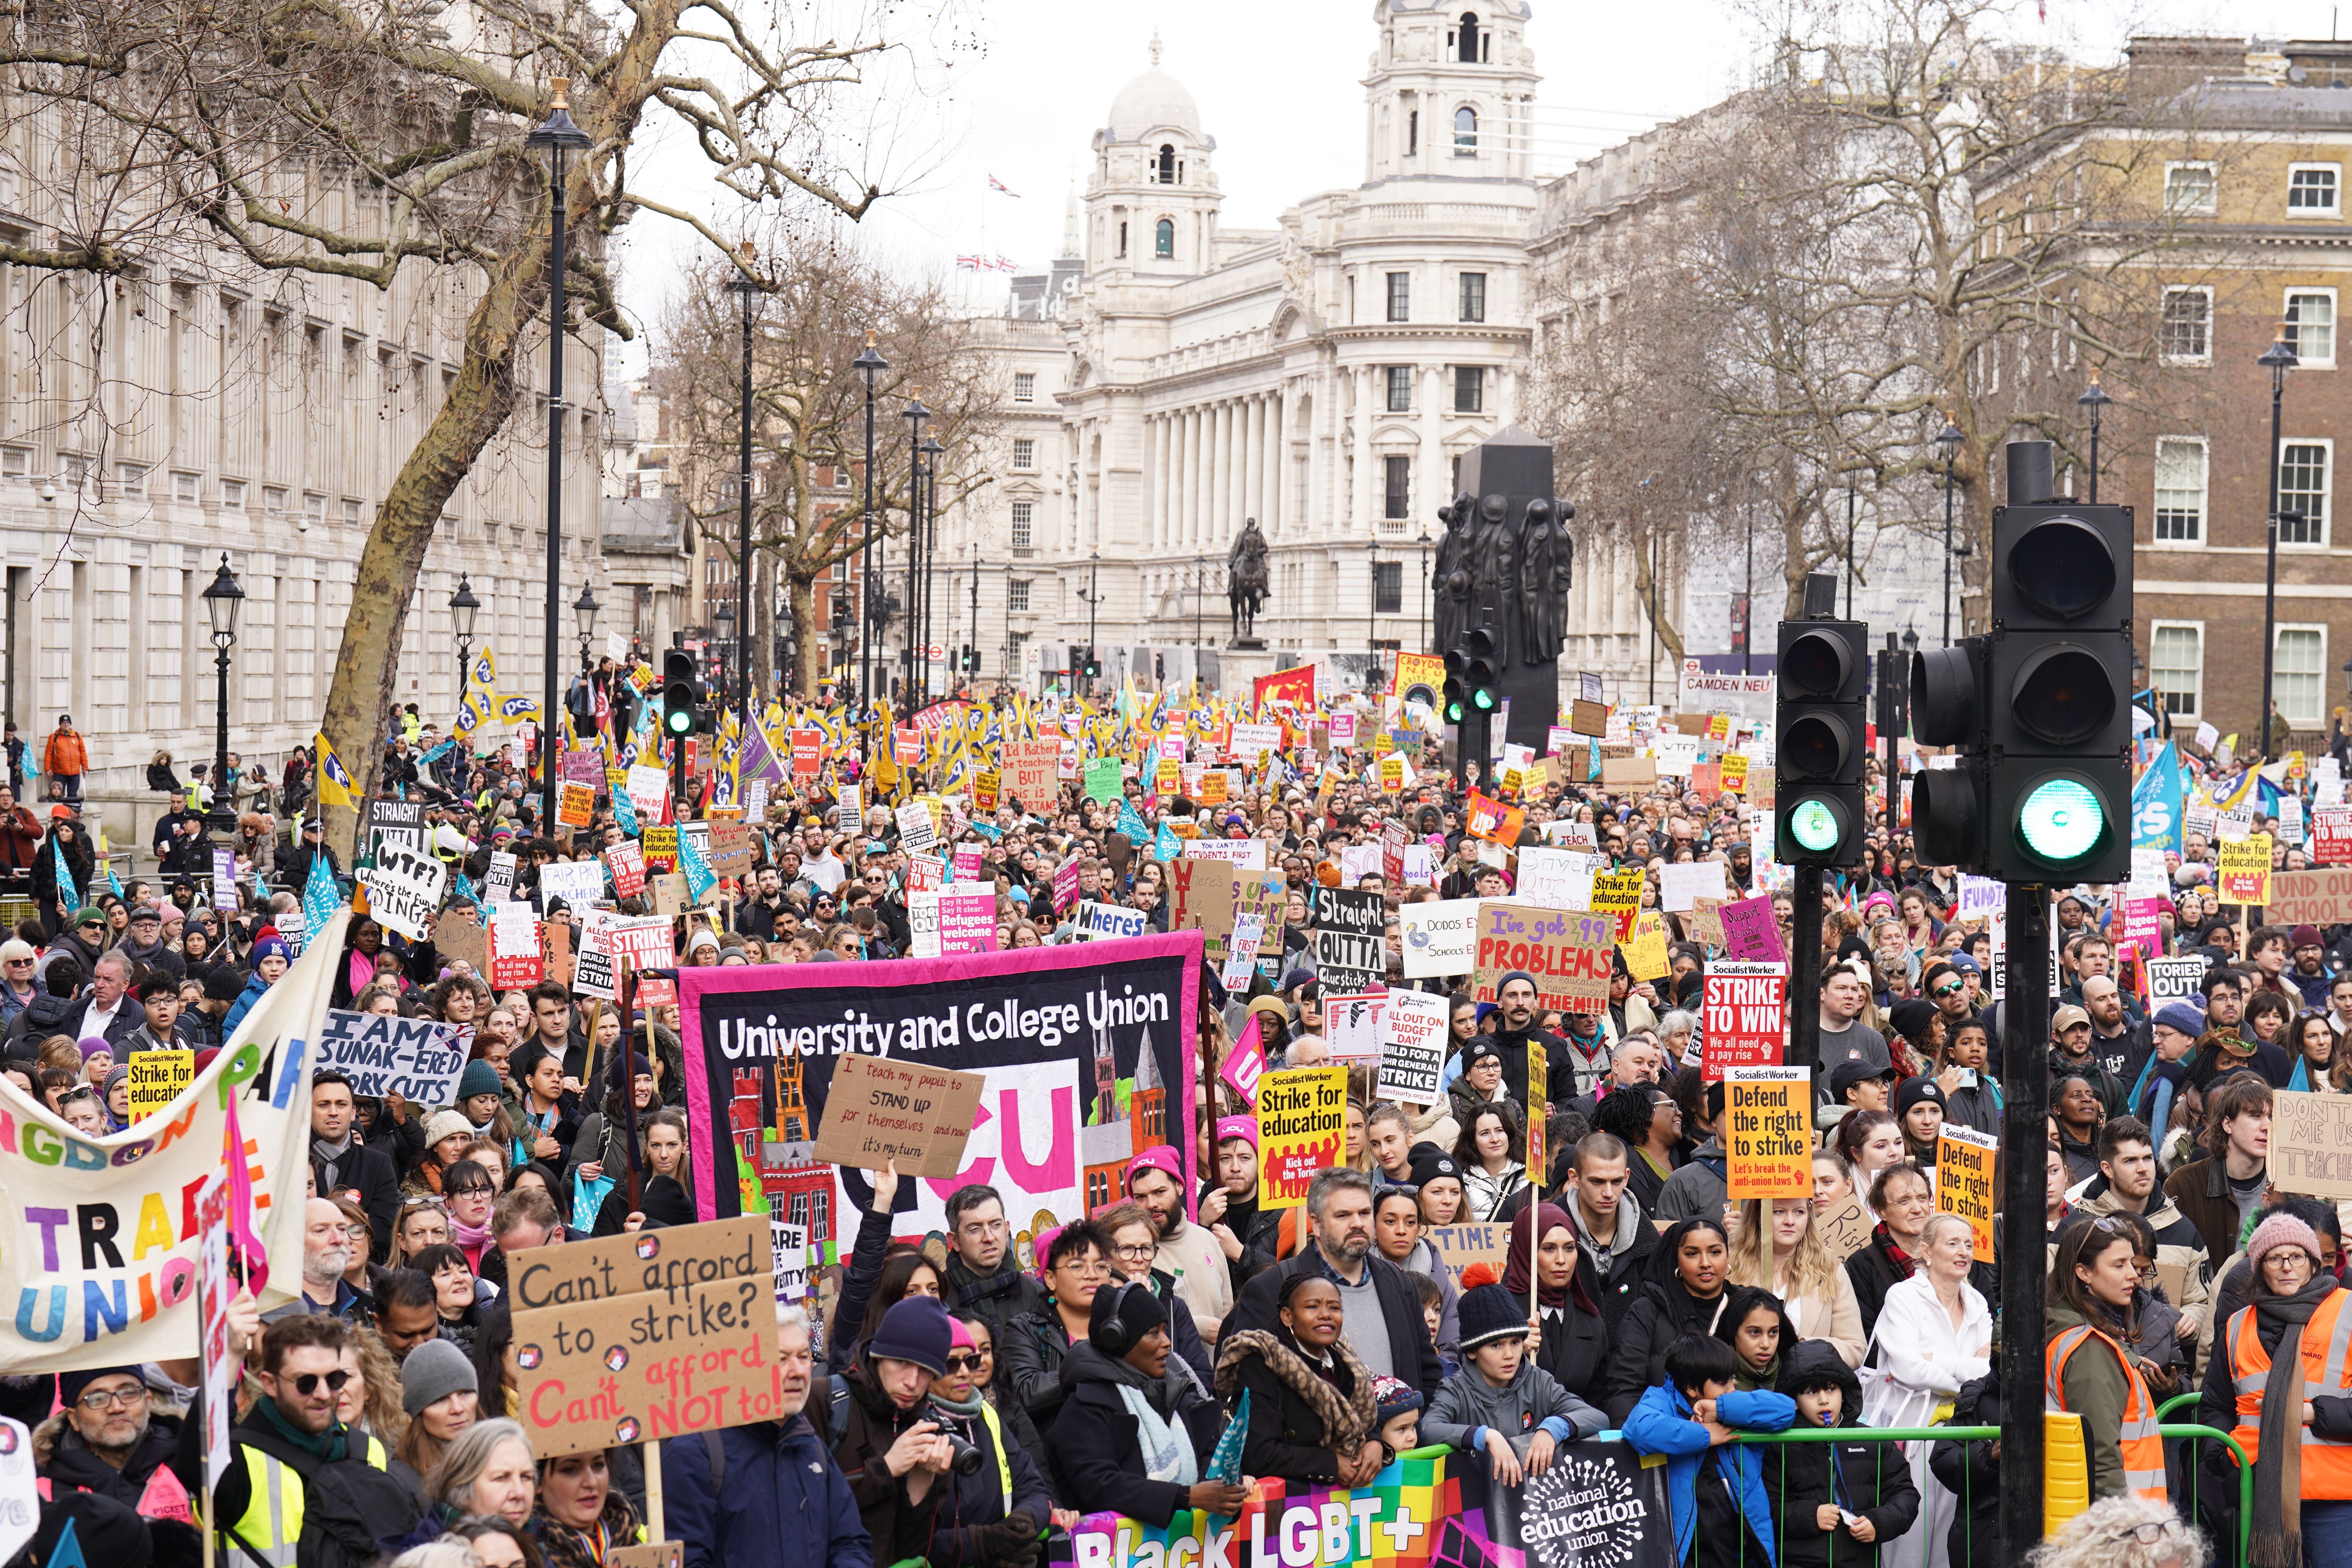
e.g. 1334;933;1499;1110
1725;1194;1865;1367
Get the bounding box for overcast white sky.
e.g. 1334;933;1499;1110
604;0;2352;379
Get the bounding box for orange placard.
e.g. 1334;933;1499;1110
1724;1066;1811;1200
1463;791;1524;845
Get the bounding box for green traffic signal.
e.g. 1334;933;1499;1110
1472;688;1497;711
665;705;693;735
2018;776;2106;864
1787;797;1842;854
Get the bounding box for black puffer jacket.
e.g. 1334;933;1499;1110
1928;1362;2001;1568
1765;1341;1921;1568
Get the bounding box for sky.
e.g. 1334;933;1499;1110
603;0;2352;379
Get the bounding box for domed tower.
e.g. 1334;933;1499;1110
1085;33;1223;275
1364;0;1539;185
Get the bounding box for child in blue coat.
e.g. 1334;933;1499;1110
1621;1332;1797;1568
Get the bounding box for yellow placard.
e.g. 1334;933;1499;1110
1379;756;1404;794
1936;1127;1999;1262
1723;1066;1812;1199
1256;1066;1348;1210
1722;754;1749;792
1200;770;1229;807
1620;911;1672;983
126;1050;195;1121
1527;1040;1548;1170
1155;759;1180;795
2218;834;2274;907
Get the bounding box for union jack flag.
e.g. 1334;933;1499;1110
987;174;1018;196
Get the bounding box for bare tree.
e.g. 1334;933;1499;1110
655;227;999;699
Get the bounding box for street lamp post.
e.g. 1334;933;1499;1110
713;599;734;705
201;555;245;836
1193;554;1206;649
1082;550;1101;695
2261;326;2300;760
449;575;480;700
1001;563;1013;688
1365;537;1380;652
1935;414;1964;647
526;78;592;839
919;433;946;702
1417;528;1433;651
852;333;887;709
574;585;598;672
725;256;761;722
2077;370;2112;504
901;393;931;704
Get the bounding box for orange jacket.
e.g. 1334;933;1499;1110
42;728;86;776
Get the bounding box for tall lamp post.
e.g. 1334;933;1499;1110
725;257;761;721
574;585;598;672
449;576;480;699
1081;550;1101;695
1935;414;1964;647
1365;537;1380;652
712;599;735;706
918;433;946;701
526;78;592;838
852;332;887;709
2077;370;2112;504
1192;553;1206;649
1417;528;1433;651
201;555;245;835
1001;563;1014;691
901;392;931;703
2260;326;2300;759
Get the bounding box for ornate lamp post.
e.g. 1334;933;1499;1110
852;333;888;708
2077;371;2112;504
1935;415;1964;647
526;78;593;837
2259;326;2300;759
201;555;245;835
449;575;480;697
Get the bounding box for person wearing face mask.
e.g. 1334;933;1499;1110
1604;1217;1736;1426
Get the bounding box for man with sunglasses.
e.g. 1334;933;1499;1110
39;1367;191;1524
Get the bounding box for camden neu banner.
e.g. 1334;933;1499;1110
0;910;347;1370
681;932;1203;1247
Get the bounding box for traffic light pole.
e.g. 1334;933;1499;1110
1788;864;1823;1077
1999;881;2052;1568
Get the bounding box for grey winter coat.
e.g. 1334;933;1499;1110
1421;1361;1604;1456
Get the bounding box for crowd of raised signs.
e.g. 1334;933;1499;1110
5;671;2350;1568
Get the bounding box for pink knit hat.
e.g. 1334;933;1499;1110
948;1314;976;1353
2247;1213;2324;1270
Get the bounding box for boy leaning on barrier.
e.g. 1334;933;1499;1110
1622;1332;1796;1568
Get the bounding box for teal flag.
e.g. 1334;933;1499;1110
678;825;717;904
52;838;78;912
302;845;339;944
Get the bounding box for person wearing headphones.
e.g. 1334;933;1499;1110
1042;1279;1241;1525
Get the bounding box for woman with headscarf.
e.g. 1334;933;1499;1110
2201;1211;2352;1566
1602;1216;1735;1426
1502;1201;1610;1409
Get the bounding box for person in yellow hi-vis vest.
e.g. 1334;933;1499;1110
172;1315;428;1568
2200;1212;2352;1568
2047;1218;2169;1506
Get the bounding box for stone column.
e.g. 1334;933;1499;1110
1419;364;1444;531
1352;365;1374;535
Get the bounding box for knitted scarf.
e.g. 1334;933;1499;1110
1873;1225;1918;1279
1212;1328;1379;1457
2252;1275;2338;1568
450;1214;494;1271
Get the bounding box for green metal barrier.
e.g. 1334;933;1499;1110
2158;1392;2201;1422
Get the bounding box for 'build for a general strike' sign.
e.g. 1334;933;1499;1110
1700;962;1787;1080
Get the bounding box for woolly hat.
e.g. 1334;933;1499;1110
1125;1145;1182;1193
1456;1282;1531;1352
203;969;249;1004
422;1110;474;1149
25;1492;152;1568
1214;1115;1258;1149
1888;998;1940;1043
1372;1374;1424;1422
1089;1279;1168;1352
2293;925;2326;951
1461;1036;1504;1073
948;1315;977;1354
1894;1076;1945;1117
686;927;721;955
57;1365;144;1411
1406;1144;1463;1190
868;1295;953;1376
1495;970;1537;998
457;1059;504;1101
2152;1002;2208;1039
2247;1213;2325;1271
399;1337;478;1415
71;906;106;930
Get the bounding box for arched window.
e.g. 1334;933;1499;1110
1157;144;1176;185
1154;218;1174;258
1454;106;1478;155
1457;13;1479;62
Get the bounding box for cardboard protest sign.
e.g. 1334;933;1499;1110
1719;894;1787;962
1686;896;1726;949
810;1054;988;1178
1424;1223;1509;1279
1463;791;1525;846
2273;1089;2352;1199
1399;897;1478;978
432;909;488;977
1936;1125;1999;1261
489;908;545;988
1600;756;1659;790
1077;901;1151;941
317;1010;468;1103
1325;992;1385;1062
2267;869;2352;928
540;860;605;910
649;873;693;917
1378;988;1448;1105
1083;757;1123;804
356;839;448;940
1168;856;1239;962
1659;860;1727;912
1003;739;1059;809
1700;962;1786;1080
1256;1066;1348;1209
1815;1195;1872;1262
1620;912;1671;982
2218;834;2274;906
1310;885;1387;993
543;919;575;988
126;1049;195;1121
607;1546;682;1568
1723;1066;1811;1199
625;764;670;824
1472;902;1612;1012
706;822;756;879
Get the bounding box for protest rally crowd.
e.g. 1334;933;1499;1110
2;666;2338;1568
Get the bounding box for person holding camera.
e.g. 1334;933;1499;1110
920;1314;1059;1566
831;1295;963;1565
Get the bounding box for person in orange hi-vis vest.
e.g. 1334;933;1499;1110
2047;1217;2169;1506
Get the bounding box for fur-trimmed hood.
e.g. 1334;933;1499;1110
1212;1328;1378;1454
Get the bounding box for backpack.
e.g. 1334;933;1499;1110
226;1428;428;1568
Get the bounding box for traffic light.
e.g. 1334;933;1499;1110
661;648;705;739
1461;627;1502;714
1911;443;2132;882
1774;617;1869;865
1081;647;1101;680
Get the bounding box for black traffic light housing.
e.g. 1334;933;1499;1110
1774;616;1869;866
661;648;706;740
1080;647;1101;680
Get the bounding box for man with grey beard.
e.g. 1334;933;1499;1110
260;1198;373;1325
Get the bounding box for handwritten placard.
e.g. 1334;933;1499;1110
809;1054;987;1178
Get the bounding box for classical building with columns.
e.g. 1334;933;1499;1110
962;5;1561;696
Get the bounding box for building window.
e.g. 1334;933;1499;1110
2153;437;2207;543
2160;287;2211;362
1453;106;1478;155
0;449;23;479
1374;560;1404;614
1406;110;1418;156
1010;501;1033;550
116;462;147;498
2279;441;2330;545
2278;628;2327;725
221;479;246;509
1012;437;1035;470
1386;366;1412;412
342;498;362;524
1008;579;1031;612
2164;161;2217;214
1386;271;1410;322
1456;11;1479;61
1154;218;1173;258
1383;455;1410;520
1459;272;1486;322
1455;366;1485;413
1013;373;1035;403
2290;164;2342;216
2289;289;2337;368
2149;624;2201;718
172;471;199;503
1157;145;1175;185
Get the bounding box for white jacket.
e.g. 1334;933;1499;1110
1875;1271;1992;1398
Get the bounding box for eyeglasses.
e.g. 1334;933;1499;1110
449;1184;492;1198
1111;1242;1157;1261
1931;982;1963;998
2100;1523;2181;1548
942;1353;986;1374
286;1369;352;1396
76;1384;144;1410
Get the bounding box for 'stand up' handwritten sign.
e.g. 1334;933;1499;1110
808;1054;987;1178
